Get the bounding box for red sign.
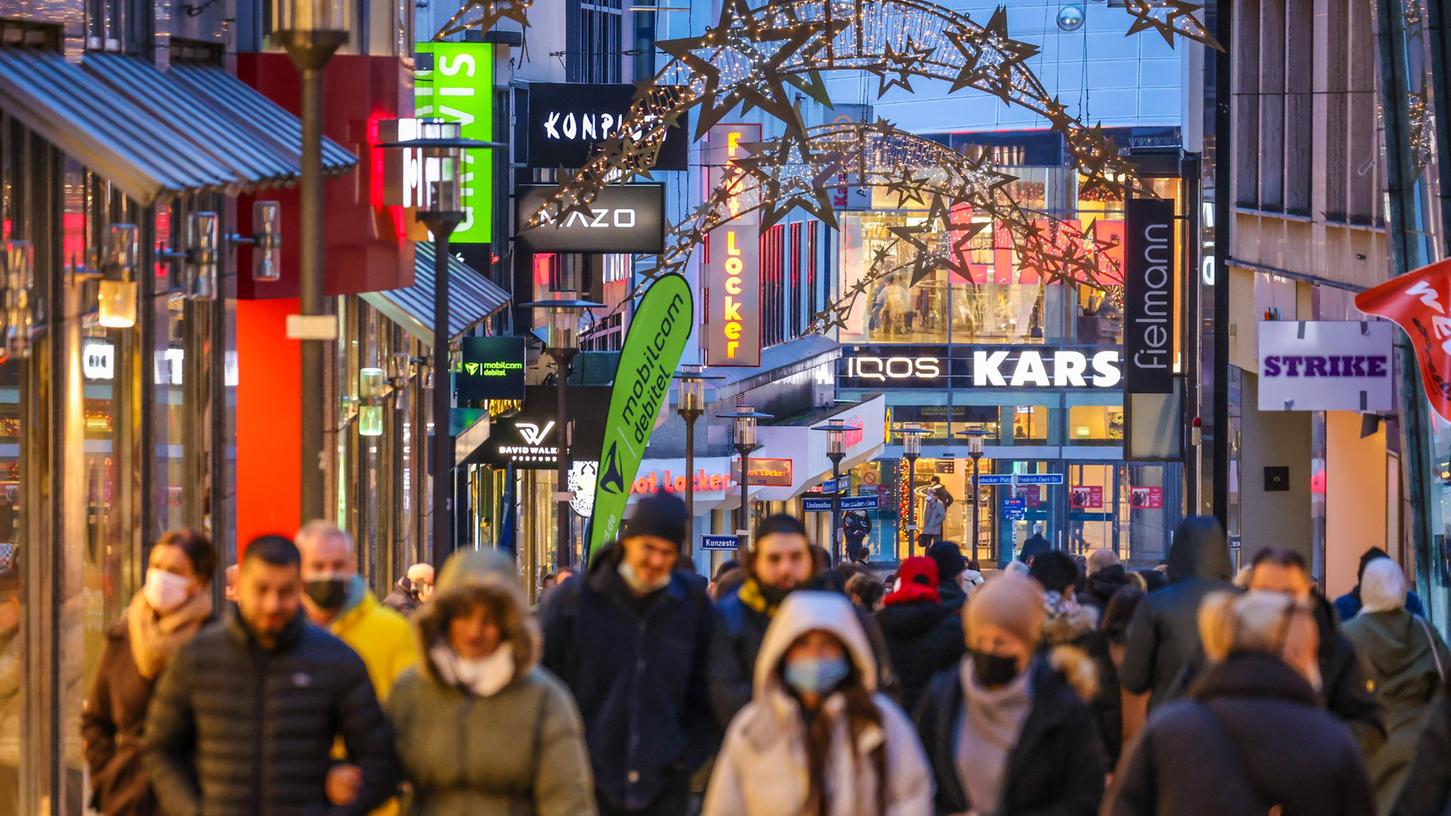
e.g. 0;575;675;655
1129;486;1163;510
735;458;793;487
1070;485;1104;510
1356;257;1451;422
631;469;730;495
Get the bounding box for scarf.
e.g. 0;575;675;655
954;660;1033;815
128;589;212;680
429;643;516;698
738;577;789;618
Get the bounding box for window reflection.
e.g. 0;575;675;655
1067;405;1125;442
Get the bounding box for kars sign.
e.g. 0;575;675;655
1257;321;1394;412
704;124;762;367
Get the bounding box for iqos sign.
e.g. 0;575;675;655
840;347;1123;389
844;356;942;382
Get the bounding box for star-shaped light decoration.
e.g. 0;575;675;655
945;7;1041;101
1122;0;1223;51
432;0;533;37
733;128;848;228
868;37;936;97
658;0;846;140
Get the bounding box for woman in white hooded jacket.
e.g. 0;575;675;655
703;591;933;816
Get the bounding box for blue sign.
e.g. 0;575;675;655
1003;509;1027;521
803;495;880;512
700;534;739;551
977;473;1065;486
1002;497;1025;511
978;474;1016;486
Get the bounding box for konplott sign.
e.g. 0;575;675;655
525;83;689;170
516;184;666;253
1257;321;1394;412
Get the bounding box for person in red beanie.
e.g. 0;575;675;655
874;556;965;714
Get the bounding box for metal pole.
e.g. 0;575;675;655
737;445;751;553
1210;0;1232;529
426;218;461;572
683;410;698;546
829;452;843;563
971;453;981;563
906;454;918;550
555;348;576;569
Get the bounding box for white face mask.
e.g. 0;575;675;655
144;569;193;614
431;643;515;697
619;561;671;595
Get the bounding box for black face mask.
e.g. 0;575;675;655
970;649;1021;689
304;578;349;611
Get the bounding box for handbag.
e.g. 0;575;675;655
1415;616;1446;682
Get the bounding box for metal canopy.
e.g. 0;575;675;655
360;242;510;347
168;62;356;175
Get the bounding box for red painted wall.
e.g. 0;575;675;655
235;298;302;553
233;53;414;300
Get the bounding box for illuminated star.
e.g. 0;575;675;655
733;130;845;228
1123;0;1223;51
886;223;945;286
945;7;1041;98
868;38;935;97
433;0;532;37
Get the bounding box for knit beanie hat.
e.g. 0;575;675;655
1029;550;1079;594
926;540;967;581
884;556;941;606
624;491;688;550
964;573;1046;649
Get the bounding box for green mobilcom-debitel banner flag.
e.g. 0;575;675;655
587;274;694;559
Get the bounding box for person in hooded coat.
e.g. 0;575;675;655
915;574;1105;816
1104;591;1375;816
703;591;932;816
925;541;970;611
388;550;594;816
874;556;965;715
1334;547;1426;621
1392;681;1451;816
1344;558;1451;815
1119;515;1235;709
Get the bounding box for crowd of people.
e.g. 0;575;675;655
76;491;1451;816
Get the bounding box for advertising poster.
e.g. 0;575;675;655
415;42;493;243
1070;485;1104;510
587;274;694;557
1356;257;1451;421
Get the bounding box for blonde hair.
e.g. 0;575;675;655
1198;590;1314;662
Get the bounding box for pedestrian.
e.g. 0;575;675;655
920;491;946;549
845;572;886;613
143;535;399;815
1392;681;1451;816
540;573;558;595
708;513;817;728
1018;525;1051;565
383;563;434;616
707;560;740;599
539;492;715;816
1099;584;1146;766
296;522;419;702
1343;558;1451;815
925;540;970;610
710;566;748;603
223;564;239;604
1334;547;1426;621
1119;515;1235;709
875;555;965;715
388;549;595;815
1247;547;1384;752
702;591;933;816
1104;591;1376;816
1077;547;1130;614
82;529;217;816
914;573;1105;815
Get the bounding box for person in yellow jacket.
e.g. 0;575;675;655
297;521;419;812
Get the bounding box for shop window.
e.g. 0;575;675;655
1067;405;1124;443
1008;405;1049;443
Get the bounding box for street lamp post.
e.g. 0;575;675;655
963;429;986;563
900;423;927;551
273;0;349;523
523;296;603;570
720;406;772;556
676;367;719;548
812;417;855;564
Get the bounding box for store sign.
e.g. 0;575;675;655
1257;321;1394;412
838;345;1122;389
588;275;694;558
415;43;494;243
1356;258;1451;421
525;83;689;170
1129;485;1163;509
82;341;115;380
704;124;762;367
480;385;609;469
735;457;793;487
458;336;526;401
1124;198;1176;394
516;184;666;253
1070;485;1104;510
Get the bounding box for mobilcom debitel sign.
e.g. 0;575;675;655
587;274;694;559
415;42;493;243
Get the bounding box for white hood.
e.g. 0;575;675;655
752;591;878;700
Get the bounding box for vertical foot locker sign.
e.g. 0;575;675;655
587;274;695;558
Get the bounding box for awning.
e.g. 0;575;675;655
360;243;511;346
168;62;356;176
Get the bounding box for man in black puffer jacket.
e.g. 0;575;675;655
144;535;399;816
875;556;964;714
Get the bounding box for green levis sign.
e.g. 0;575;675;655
588;274;694;558
415;41;493;243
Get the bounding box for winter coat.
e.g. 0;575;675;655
329;586;419;702
1104;652;1376;816
539;543;716;812
703;592;933;816
1392;692;1451;816
382;578;419;616
388;550;595;816
1040;598;1121;765
875;599;964;715
921;498;946;536
1076;564;1129;613
81;608;214;816
1119;517;1234;708
914;654;1105;816
1018;534;1051;564
1310;592;1386;755
143;610;400;816
1344;608;1451;815
1335;588;1425;622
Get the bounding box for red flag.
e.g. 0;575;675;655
1355;257;1451;422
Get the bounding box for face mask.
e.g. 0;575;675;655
969;649;1021;689
304;576;349;611
619;561;670;595
144;569;193;614
432;643;515;697
783;656;851;696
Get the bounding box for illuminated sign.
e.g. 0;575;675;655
1124;198;1175;393
843;356;942;382
1257;321;1394;412
415;42;494;243
480;385;609;469
526;83;689;170
838;346;1122;389
735;457;793;487
516;184;665;253
82;341;114;380
704;124;762;367
972;349;1122;388
458;336;526;401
